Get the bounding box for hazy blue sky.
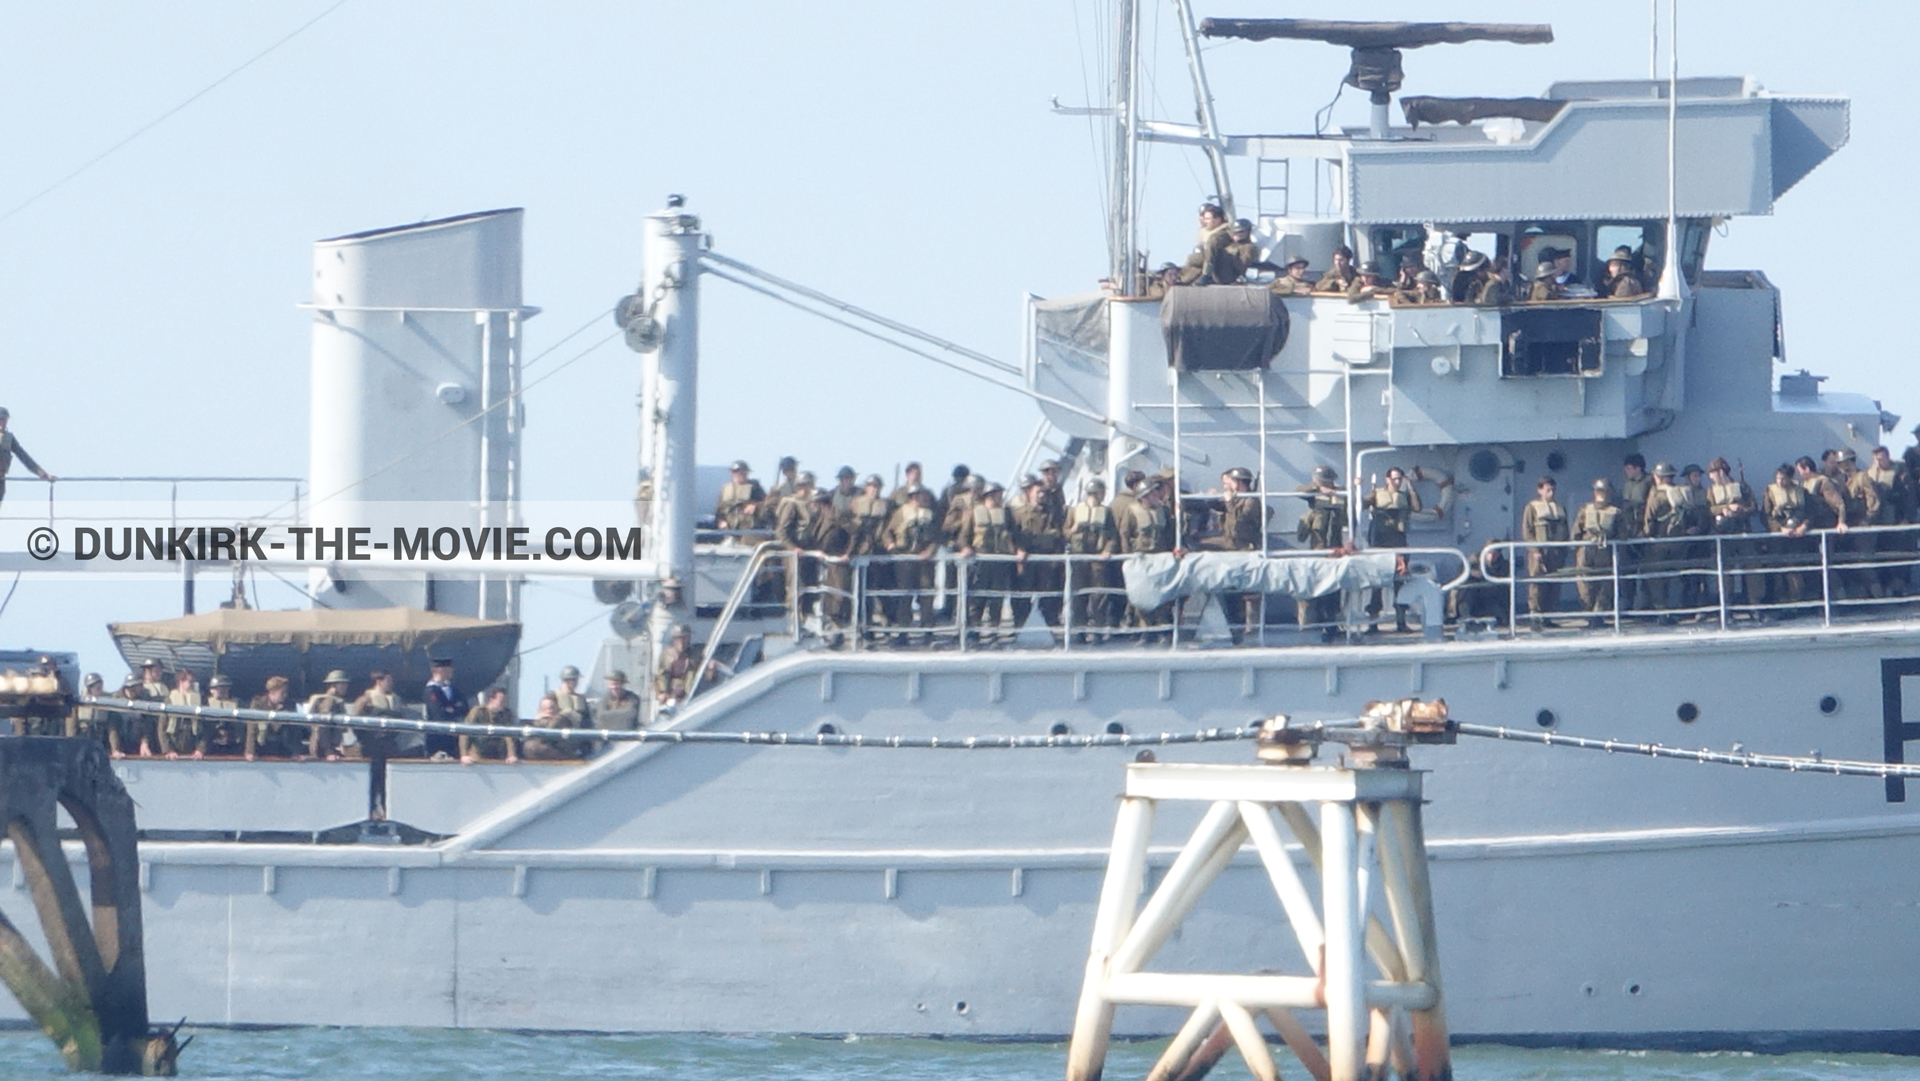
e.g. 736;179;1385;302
0;1;1909;678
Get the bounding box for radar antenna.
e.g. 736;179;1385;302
1199;19;1554;138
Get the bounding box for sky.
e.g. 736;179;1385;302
0;0;1910;679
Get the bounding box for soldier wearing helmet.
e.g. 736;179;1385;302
883;485;942;634
955;481;1022;639
1294;465;1348;633
1364;466;1422;633
716;459;768;531
1573;478;1629;623
655;623;700;709
1065;478;1121;637
1011;474;1065;629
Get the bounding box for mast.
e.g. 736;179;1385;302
1173;0;1233;217
638;197;704;664
1108;0;1139;294
1657;0;1687;301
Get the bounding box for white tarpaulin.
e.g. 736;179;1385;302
1121;551;1398;609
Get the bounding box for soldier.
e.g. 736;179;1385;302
1520;477;1569;624
1346;261;1392;302
849;474;895;629
596;670;643;731
69;673;111;746
248;675;300;760
1393;270;1446;306
1365;467;1422;633
1143;262;1183;300
0;406;55;510
1294;465;1348;632
715;459;767;531
655;624;699;707
1573;478;1629;624
459;687;519;764
1391;254;1422;293
807;487;855;629
1065;478;1121;638
1120;479;1175;634
1109;470;1147;528
883;485;942;633
1643;463;1707;614
1198;466;1265;636
1449;250;1488;303
1470;258;1512;306
1036;459;1068;522
194;674;250;758
941;475;984;542
422;658;466;759
105;674;149;759
159;669;203;758
1706;457;1761;608
1314;245;1358;294
887;461;925;510
954;482;1022;637
347;668;406;763
768;456;801;502
128;659;169;756
938;464;973;527
1225;219;1268;281
1450;539;1513;627
303;670;353;761
1268;255;1314;297
1600;250;1647;298
1011;475;1064;630
1764;463;1813;607
1527;261;1564;302
552;665;592;727
520;694;575;761
1866;445;1915;596
1836;448;1880;598
1176;203;1236;285
829;466;860;522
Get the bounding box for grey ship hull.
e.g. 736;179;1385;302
12;621;1919;1047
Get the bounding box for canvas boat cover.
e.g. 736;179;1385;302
110;607;511;650
1159;285;1290;371
1122;551;1397;610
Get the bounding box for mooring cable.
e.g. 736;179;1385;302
1452;721;1920;779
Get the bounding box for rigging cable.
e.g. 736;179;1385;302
0;0;353;226
0;573;19;622
1312;78;1347;137
1453;722;1920;780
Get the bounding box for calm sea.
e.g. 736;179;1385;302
0;1031;1914;1080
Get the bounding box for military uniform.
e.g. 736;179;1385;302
954;497;1020;632
715;476;768;532
303;687;352;759
161;686;203;756
595;681;643;731
248;690;303;759
1011;495;1064;628
1707;471;1762;605
1866;458;1915;594
1225;239;1262;282
1269;272;1314;297
1572;493;1628;614
68;679;111;746
1065;496;1120;634
1643;478;1709;610
1365;482;1421;631
655;638;697;706
1313;263;1357;294
1121;496;1174;633
1521;494;1569;618
459;703;518;762
1177;222;1236;285
1469;273;1512;306
1764;479;1812;603
883;498;942;630
1600;271;1646;299
1840;466;1884;598
1293;478;1348;628
806;497;854;627
1345;276;1392;302
849;487;895;628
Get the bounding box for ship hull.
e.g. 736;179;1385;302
18;621;1920;1047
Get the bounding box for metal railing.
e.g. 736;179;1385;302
1;475;306;532
1481;522;1920;635
773;546;1472;651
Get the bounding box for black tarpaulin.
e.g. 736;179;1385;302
1159;286;1291;372
1400;96;1567;128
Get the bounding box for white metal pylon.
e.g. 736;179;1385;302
1064;761;1450;1081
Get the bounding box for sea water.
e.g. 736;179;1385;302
0;1030;1913;1080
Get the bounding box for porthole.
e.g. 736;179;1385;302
1580;983;1596;998
1545;450;1567;472
1625;982;1643;997
1818;695;1840;716
1104;721;1126;735
1134;750;1157;763
1049;723;1071;736
817;723;839;735
1535;709;1556;728
1676;702;1699;724
1468;449;1501;483
955;1001;970;1015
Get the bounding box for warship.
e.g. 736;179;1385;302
0;5;1914;1055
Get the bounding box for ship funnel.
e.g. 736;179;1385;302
1200;19;1553;138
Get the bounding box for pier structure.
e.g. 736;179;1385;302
1066;701;1452;1081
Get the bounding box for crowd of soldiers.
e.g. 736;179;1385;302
715;456;1272;642
1136;204;1650;306
56;655;653;765
1504;444;1920;628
